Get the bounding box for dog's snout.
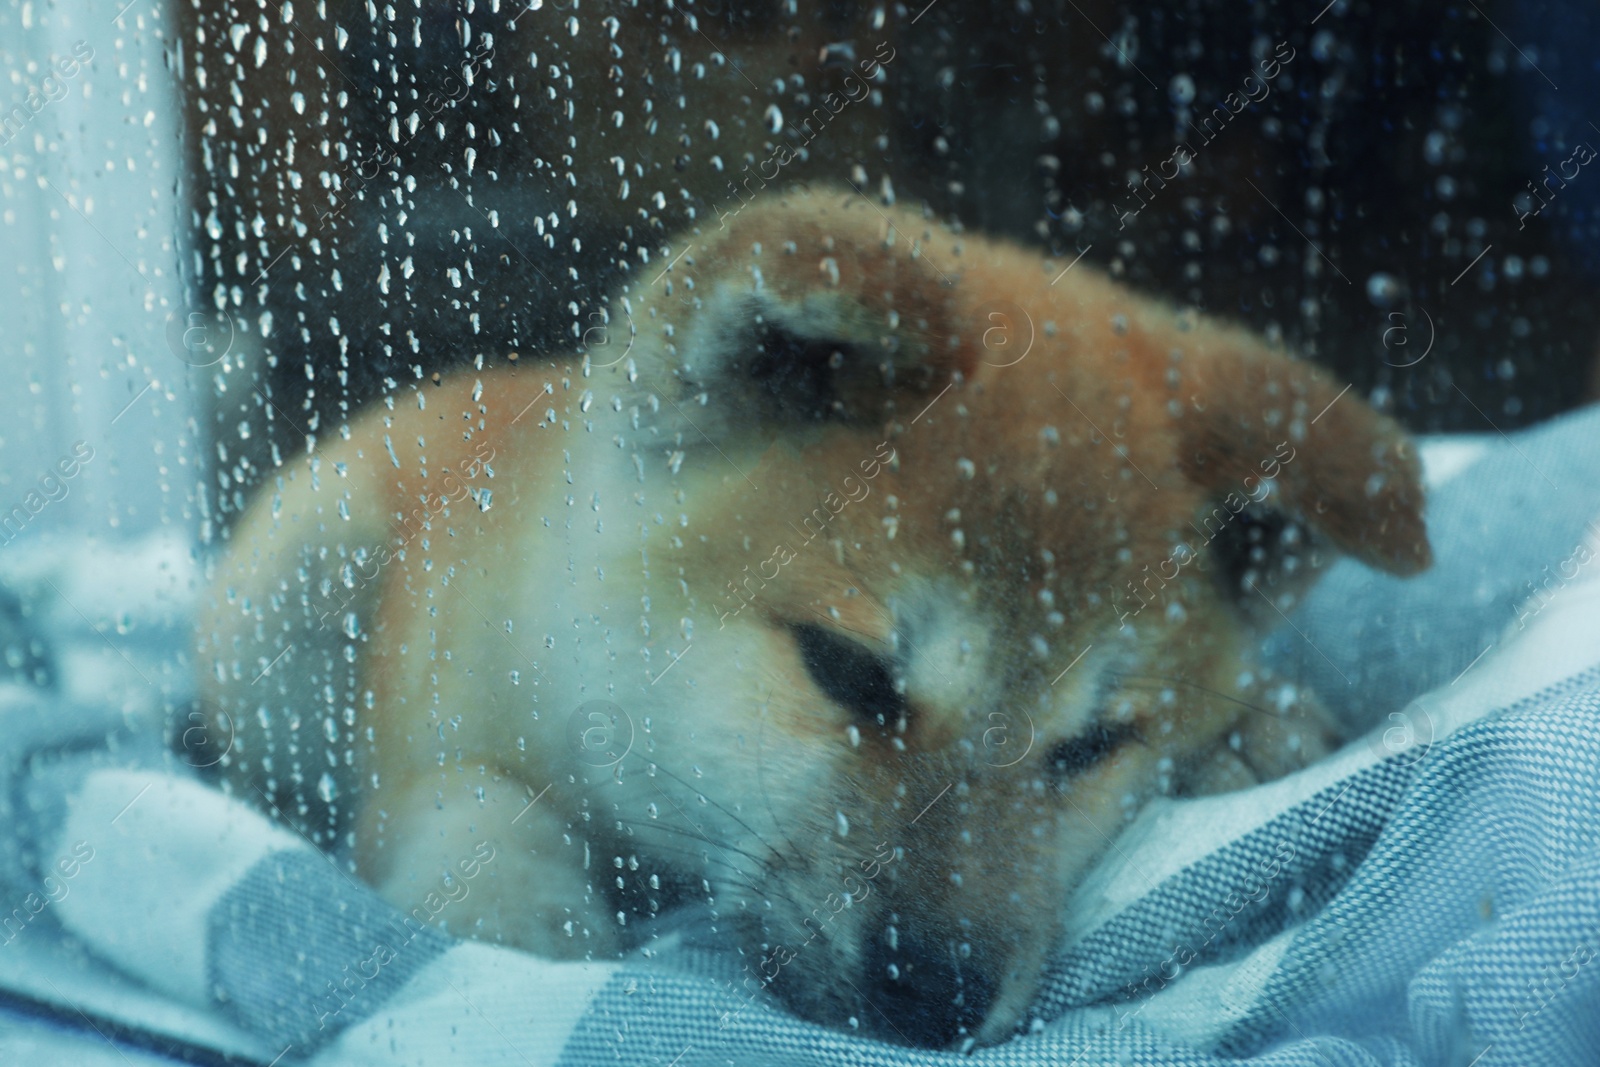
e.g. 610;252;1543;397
864;927;997;1048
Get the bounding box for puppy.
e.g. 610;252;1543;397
199;186;1429;1049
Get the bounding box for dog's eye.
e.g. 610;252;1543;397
1048;722;1136;779
792;623;904;725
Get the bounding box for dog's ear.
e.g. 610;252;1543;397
1175;333;1431;576
728;279;969;424
621;191;971;427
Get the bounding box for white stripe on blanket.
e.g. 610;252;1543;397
52;770;304;1006
313;941;617;1067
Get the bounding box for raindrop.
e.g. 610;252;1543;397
1365;273;1403;307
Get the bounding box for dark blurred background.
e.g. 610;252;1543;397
174;0;1600;519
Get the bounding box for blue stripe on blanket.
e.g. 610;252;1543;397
207;849;452;1049
1036;764;1411;1014
1227;672;1600;1062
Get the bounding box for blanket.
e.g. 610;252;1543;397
2;405;1598;1066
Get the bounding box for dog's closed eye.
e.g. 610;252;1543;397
792;623;905;727
1047;722;1139;780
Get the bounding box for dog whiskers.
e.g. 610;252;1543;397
612;823;815;917
1107;671;1280;722
755;698;807;863
610;833;766;894
618;819;770;873
637;755;787;865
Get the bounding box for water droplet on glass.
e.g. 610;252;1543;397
1366;272;1403;307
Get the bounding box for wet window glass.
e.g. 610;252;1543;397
3;0;1598;1062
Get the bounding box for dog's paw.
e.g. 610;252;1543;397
1178;688;1343;795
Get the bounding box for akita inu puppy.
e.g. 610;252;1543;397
199;186;1429;1048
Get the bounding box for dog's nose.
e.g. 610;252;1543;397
863;927;997;1048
